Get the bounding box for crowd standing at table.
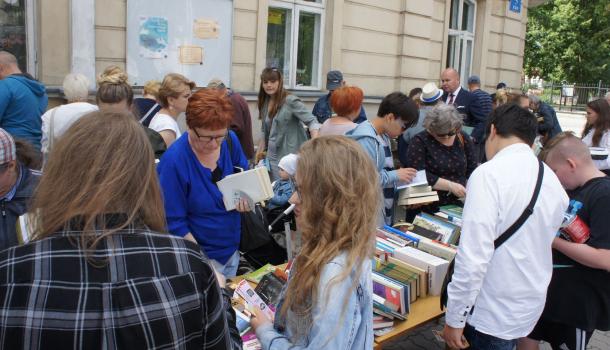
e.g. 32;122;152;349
0;46;607;350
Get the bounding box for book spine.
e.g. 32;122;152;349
383;225;420;243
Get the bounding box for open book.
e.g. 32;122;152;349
217;167;273;211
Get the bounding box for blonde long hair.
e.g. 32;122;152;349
280;135;380;341
30;111;166;251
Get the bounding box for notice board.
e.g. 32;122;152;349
126;0;233;87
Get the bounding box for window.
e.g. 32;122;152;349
0;0;35;75
266;0;324;90
447;0;476;84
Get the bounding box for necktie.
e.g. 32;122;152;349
448;93;455;105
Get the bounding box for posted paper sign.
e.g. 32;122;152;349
194;19;220;39
179;45;204;65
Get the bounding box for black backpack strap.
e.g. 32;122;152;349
494;160;544;249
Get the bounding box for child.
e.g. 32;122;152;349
268;153;297;210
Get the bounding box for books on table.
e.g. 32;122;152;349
393;246;450;296
412;213;461;245
217;167;273;211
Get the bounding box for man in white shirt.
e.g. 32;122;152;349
443;103;568;349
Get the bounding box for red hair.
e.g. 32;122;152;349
330;86;364;117
186;89;233;130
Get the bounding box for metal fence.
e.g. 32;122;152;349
522;81;610;112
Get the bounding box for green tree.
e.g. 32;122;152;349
524;0;610;83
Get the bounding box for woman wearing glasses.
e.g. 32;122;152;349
255;67;320;181
250;136;378;349
157;88;249;277
149;73;195;148
405;104;477;218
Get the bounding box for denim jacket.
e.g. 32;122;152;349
256;253;373;349
268;179;293;210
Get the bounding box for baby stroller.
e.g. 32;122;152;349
238;201;294;272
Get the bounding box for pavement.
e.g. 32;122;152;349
384;111;610;349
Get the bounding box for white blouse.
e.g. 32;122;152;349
582;128;610;170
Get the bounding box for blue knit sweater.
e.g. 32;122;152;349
157;131;248;264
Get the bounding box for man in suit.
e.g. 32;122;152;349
441;68;487;161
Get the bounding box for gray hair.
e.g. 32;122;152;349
528;94;541;106
62;73;90;102
423;104;463;134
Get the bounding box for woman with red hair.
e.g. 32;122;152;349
319;86;364;136
157;88;249;277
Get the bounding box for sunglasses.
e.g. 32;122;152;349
191;128;228;144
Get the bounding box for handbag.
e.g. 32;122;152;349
239;203;272;252
224;133;273;252
440;160;544;309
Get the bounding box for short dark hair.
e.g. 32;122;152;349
486;103;538;146
377;92;418;127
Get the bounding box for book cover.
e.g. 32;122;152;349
411;225;443;241
439;204;463;219
373;272;409;315
396;170;428;189
235;279;275;319
217;167;273;211
254;272;285;308
387;256;428;298
243;264;277;284
413;213;458;242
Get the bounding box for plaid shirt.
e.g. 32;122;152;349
0;226;242;350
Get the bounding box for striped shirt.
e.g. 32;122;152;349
0;224;241;350
377;134;395;224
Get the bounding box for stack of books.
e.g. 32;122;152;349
436;204;463;225
397;185;439;206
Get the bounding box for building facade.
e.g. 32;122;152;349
5;0;532;119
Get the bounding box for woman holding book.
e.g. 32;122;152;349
255;67;320;181
581;98;610;174
0;111;242;349
405;104;477;219
157;88;249;277
250;136;378;349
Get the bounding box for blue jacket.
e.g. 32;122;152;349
0;163;41;250
346;121;396;225
0;75;48;150
157;131;248;264
469;89;493;141
538;102;562;139
256;254;373;349
312;93;367;124
268;179;292;209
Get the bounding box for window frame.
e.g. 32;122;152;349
268;0;325;91
25;0;36;76
447;0;476;84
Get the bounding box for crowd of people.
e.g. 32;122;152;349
0;46;608;350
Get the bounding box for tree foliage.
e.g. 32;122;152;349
524;0;610;83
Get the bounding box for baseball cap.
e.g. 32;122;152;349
326;70;343;91
0;128;16;164
467;75;481;85
496;82;507;89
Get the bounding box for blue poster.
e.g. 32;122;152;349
139;16;169;59
509;0;522;13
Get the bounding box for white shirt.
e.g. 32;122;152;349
446;143;568;340
445;86;462;104
582;128;610;170
41;102;99;154
149;113;182;139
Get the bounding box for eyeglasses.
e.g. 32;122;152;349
289;176;301;201
191;128;228;144
435;130;457;138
